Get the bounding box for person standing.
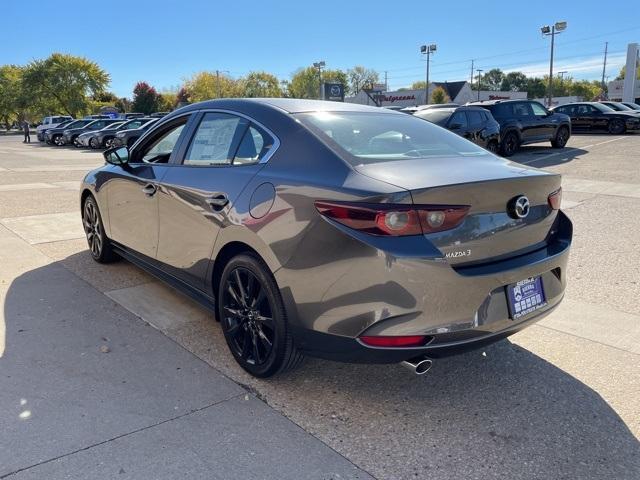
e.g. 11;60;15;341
22;120;30;143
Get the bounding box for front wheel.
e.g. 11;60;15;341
104;137;115;149
500;131;519;157
551;126;570;148
218;254;303;378
89;137;101;149
53;135;64;146
608;119;626;135
82;196;118;263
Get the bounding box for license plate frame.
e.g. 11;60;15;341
506;276;547;320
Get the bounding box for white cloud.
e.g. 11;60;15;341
504;53;627;79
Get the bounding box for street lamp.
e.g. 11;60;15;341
541;21;568;107
420;44;436;105
313;61;326;99
476;69;483;101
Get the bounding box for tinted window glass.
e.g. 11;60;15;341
413;109;452;126
234;125;273;165
296;111;488;166
467;110;483;127
184;113;242;166
449;111;468;128
513;103;532;117
490;103;511;118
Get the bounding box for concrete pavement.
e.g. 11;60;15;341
0;134;639;479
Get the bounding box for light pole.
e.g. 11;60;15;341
541;21;567;107
313;61;325;99
476;69;483;101
558;71;568;80
420;44;436;105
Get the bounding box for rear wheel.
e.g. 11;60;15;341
218;254;303;378
608;119;626;134
53;135;64;146
89;137;101;149
500;131;519;157
551;126;569;148
82;196;118;263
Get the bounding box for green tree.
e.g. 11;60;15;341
158;92;176;112
175;87;190;106
411;80;426;90
430;86;450;104
115;97;131;113
615;65;640;81
22;53;110;117
0;65;25;128
347;66;379;95
525;77;547;99
501;72;528;92
567;79;601;101
240;71;282;97
183;71;242;101
131;82;160;114
482;68;505;91
288;66;347;99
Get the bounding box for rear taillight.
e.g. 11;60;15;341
359;335;429;348
314;201;469;236
548;188;562;210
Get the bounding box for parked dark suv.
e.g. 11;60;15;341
413;106;500;152
470;100;571;156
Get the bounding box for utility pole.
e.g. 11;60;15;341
216;70;220;98
541;21;567;107
476;69;483;101
601;41;609;98
384;71;388;91
470;59;474;88
313;61;325;99
420;44;437;105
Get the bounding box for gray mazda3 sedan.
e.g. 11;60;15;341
80;98;572;377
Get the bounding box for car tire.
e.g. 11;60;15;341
551;126;570;148
217;253;303;378
89;137;101;149
104;137;114;149
486;140;499;154
82;195;119;264
500;131;519;157
53;135;64;146
72;136;81;148
608;119;626;135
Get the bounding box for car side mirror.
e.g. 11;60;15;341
103;146;129;166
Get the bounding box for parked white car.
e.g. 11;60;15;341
36;115;73;141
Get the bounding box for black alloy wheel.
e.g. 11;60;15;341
500;131;519;157
218;254;302;378
82;196;118;263
53;135;64;146
104;137;115;149
608;119;625;134
90;137;101;149
551;126;569;148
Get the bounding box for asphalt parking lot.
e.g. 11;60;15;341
1;133;639;479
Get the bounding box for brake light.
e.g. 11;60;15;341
548;188;562;210
359;335;429;348
314;201;469;236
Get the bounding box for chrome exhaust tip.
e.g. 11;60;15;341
401;356;433;375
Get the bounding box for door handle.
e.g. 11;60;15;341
142;183;157;196
206;194;229;209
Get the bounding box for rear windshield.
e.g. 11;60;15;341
412;109;453;126
295;111;487;165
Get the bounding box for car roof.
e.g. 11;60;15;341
176;98;397;115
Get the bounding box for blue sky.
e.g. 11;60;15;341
1;0;638;97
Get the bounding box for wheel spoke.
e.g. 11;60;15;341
254;314;274;330
250;330;261;364
226;283;243;307
234;269;248;307
252;286;266;309
225;316;243;336
256;325;273;349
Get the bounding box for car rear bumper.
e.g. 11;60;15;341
278;210;572;363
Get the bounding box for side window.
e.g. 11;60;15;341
531;102;548;117
513;103;532;117
448;111;468;129
491;104;510;118
184;113;243;166
137;121;187;164
233;125;273;165
587;105;599;114
467;110;483;128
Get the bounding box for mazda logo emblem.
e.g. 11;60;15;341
330;85;341;96
509;195;530;219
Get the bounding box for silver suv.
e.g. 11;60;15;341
37;115;73;141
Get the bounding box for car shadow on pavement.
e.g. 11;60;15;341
511;146;588;168
4;254;639;480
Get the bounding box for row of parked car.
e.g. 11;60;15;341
37;113;168;149
407;99;640;156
